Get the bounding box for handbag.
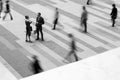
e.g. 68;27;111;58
35;23;38;26
33;30;37;34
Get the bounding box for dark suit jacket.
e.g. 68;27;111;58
111;7;118;19
36;16;44;25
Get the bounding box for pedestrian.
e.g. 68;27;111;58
0;0;3;18
52;8;59;30
110;4;118;27
64;34;79;62
25;15;32;42
3;0;13;20
30;55;43;74
35;12;44;41
87;0;92;5
81;6;88;33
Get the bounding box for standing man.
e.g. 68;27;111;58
110;4;118;27
53;8;59;30
35;12;44;41
81;6;88;33
64;34;79;62
3;0;13;20
0;0;3;18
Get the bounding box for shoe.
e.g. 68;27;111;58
26;40;28;42
112;25;114;27
11;17;13;20
52;28;55;30
36;38;39;40
29;40;32;43
87;2;89;5
41;39;44;41
83;31;87;33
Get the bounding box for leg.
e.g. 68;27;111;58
80;21;84;31
87;0;92;5
53;19;57;30
0;11;2;18
26;33;28;42
63;51;73;63
3;13;7;20
36;28;40;40
28;32;32;42
73;52;78;61
84;21;87;33
9;12;13;20
112;19;115;27
40;30;44;41
87;0;89;5
53;23;56;30
65;51;72;61
0;8;3;18
28;36;32;42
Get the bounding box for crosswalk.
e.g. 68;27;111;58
0;0;120;79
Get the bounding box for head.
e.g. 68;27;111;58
25;16;29;19
38;12;41;17
83;6;86;10
112;4;116;7
56;8;58;11
68;33;73;38
6;0;9;3
32;55;37;60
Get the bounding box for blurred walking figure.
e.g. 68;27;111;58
35;12;44;41
0;0;3;18
52;8;59;30
87;0;92;5
64;34;78;62
30;55;43;74
110;4;118;27
3;0;13;20
25;16;32;42
81;6;88;33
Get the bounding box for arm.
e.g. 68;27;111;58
36;16;38;23
116;8;118;18
110;8;113;16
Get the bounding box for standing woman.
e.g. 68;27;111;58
25;16;32;42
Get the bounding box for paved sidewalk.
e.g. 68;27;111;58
0;0;120;79
0;56;22;80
